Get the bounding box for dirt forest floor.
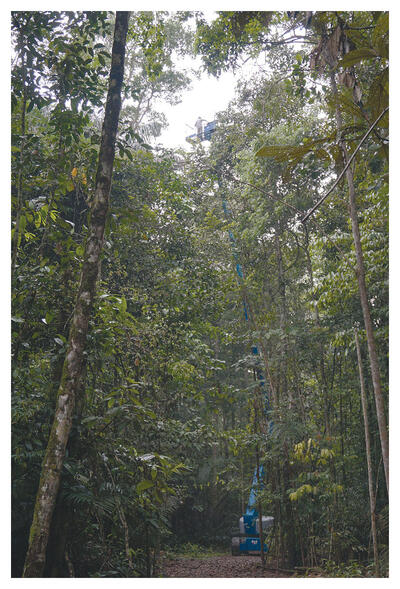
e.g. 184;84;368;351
159;554;297;578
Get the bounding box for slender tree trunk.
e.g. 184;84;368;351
274;225;292;408
303;226;330;434
282;459;297;568
329;71;388;493
255;445;265;568
354;330;380;576
22;12;130;577
244;293;278;417
12;31;28;276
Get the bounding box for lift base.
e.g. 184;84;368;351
231;536;268;556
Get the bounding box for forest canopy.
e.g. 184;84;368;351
11;10;388;579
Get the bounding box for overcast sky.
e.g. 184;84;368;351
156;62;237;149
154;11;239;150
154;49;266;150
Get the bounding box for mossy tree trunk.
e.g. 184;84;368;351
22;11;130;577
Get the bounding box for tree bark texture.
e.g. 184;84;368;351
22;12;130;577
329;71;388;493
354;330;380;576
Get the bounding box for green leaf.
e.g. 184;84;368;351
338;48;378;69
45;311;54;324
81;416;100;428
256;144;311;161
136;479;154;493
18;215;27;246
34;213;41;229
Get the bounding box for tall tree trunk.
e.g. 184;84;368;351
354;330;380;576
282;449;297;568
12;24;28;277
22;12;130;577
329;71;388;493
255;444;265;568
274;225;292;408
303;226;330;435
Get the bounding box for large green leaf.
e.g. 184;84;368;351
136;479;154;493
256;140;331;168
338;47;378;68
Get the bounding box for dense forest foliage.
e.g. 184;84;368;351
11;11;388;578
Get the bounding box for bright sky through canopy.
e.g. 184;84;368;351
154;10;238;149
156;61;237;149
155;52;267;150
152;10;279;150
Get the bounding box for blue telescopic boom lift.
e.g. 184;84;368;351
187;127;274;555
221;195;274;556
